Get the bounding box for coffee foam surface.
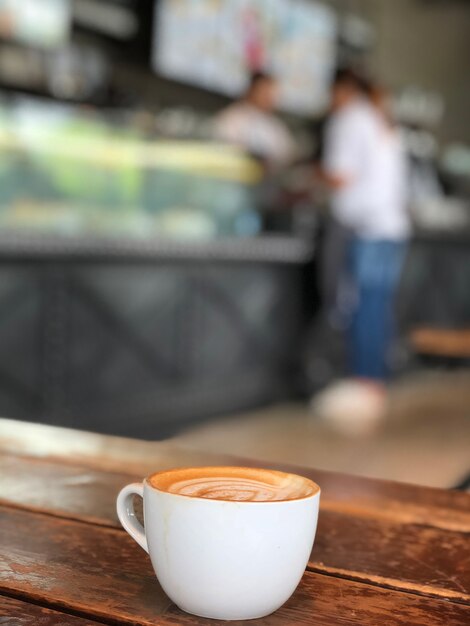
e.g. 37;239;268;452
148;467;318;502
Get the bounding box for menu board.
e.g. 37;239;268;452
0;0;70;49
153;0;337;116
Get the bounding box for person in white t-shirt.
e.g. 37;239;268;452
324;74;409;241
214;72;296;170
321;69;410;383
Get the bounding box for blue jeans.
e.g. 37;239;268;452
348;239;407;380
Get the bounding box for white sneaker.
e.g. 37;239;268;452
311;379;387;436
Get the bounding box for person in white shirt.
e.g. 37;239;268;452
324;74;409;241
214;72;296;170
322;69;410;382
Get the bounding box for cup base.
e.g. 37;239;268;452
177;605;276;621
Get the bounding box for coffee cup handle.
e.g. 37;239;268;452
116;483;148;553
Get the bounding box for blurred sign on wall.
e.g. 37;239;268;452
152;0;337;116
0;0;71;49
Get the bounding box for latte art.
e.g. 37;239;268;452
149;467;318;502
168;476;304;501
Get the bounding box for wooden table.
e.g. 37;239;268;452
1;418;469;625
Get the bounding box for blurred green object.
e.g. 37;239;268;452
0;99;263;240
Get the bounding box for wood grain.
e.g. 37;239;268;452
249;459;470;533
313;510;470;601
1;507;469;626
1;453;469;603
0;418;235;476
0;595;103;625
0;453;130;527
0;434;470;532
1;418;468;532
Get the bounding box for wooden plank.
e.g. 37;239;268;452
3;451;470;535
246;458;470;534
1;453;469;603
1;418;469;533
0;418;235;475
410;327;470;358
313;510;470;602
0;595;104;625
0;453;130;527
0;506;469;626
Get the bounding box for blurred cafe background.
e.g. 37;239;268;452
0;0;469;489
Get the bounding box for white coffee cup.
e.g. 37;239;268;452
116;466;320;620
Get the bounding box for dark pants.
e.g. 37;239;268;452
349;238;407;380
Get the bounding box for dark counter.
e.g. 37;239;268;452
0;232;314;438
399;230;470;331
0;232;313;264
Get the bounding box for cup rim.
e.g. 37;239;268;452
144;466;320;504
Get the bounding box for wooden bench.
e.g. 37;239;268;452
409;327;470;359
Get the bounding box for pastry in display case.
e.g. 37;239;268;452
0;98;263;242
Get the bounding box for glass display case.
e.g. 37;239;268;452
0;97;263;242
0;98;312;435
